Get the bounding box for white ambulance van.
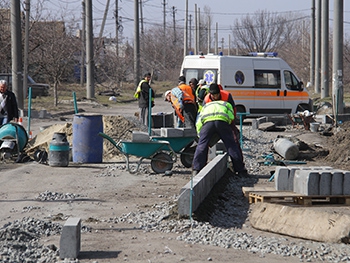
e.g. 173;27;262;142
180;53;312;117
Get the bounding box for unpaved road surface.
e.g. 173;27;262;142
1;97;350;262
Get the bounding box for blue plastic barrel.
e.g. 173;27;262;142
72;114;103;163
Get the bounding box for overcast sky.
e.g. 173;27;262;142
39;0;350;44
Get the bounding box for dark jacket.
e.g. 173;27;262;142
1;90;19;122
138;81;155;108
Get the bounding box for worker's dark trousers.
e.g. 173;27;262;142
192;120;245;172
183;103;197;129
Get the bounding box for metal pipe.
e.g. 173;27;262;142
73;92;78;114
27;87;32;136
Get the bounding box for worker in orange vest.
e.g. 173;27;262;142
164;76;197;128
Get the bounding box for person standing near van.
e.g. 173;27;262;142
192;99;247;176
134;73;155;126
0;80;19;125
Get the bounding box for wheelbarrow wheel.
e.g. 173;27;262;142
180;144;196;168
151;152;173;174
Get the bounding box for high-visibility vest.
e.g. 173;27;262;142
134;79;147;99
204;89;230;103
196;101;234;133
204;89;236;117
178;84;195;103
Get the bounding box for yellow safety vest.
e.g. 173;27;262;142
196;101;234;134
134;79;147;99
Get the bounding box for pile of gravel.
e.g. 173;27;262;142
108;198;350;262
35;191;82;201
0;217;61;262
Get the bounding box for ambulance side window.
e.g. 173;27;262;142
183;69;217;85
284;71;300;90
254;70;280;89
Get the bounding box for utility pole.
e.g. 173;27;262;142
162;0;166;66
134;0;140;87
11;0;23;110
140;0;144;35
207;17;210;54
98;0;110;50
215;22;218;54
221;38;224;55
183;0;188;57
194;4;197;55
310;0;315;88
172;6;176;44
115;0;119;56
315;0;321;93
189;14;192;53
81;0;86;87
86;0;94;99
332;0;344;118
228;34;231;55
321;0;329;99
23;0;30;100
99;0;110;40
197;7;200;53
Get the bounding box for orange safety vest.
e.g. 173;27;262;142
204;89;230;103
204;89;237;117
178;83;195;103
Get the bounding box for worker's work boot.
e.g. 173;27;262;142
237;169;248;177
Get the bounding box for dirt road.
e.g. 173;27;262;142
1;97;349;262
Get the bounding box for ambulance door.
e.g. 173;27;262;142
252;69;283;115
283;70;304;113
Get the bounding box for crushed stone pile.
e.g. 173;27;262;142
0;217;61;262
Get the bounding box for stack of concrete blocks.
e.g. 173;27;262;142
59;217;81;259
275;166;350;196
132;131;150;142
158;127;197;138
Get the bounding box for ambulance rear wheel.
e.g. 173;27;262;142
235;106;246;125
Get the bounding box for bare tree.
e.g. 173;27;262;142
140;24;183;81
198;5;213;54
96;40;133;90
29;20;80;106
232;10;301;54
0;3;13;72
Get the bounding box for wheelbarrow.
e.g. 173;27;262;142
151;136;197;168
99;132;176;174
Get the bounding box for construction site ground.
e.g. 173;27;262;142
1;96;350;262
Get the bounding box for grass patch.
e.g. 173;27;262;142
25;80;177;112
